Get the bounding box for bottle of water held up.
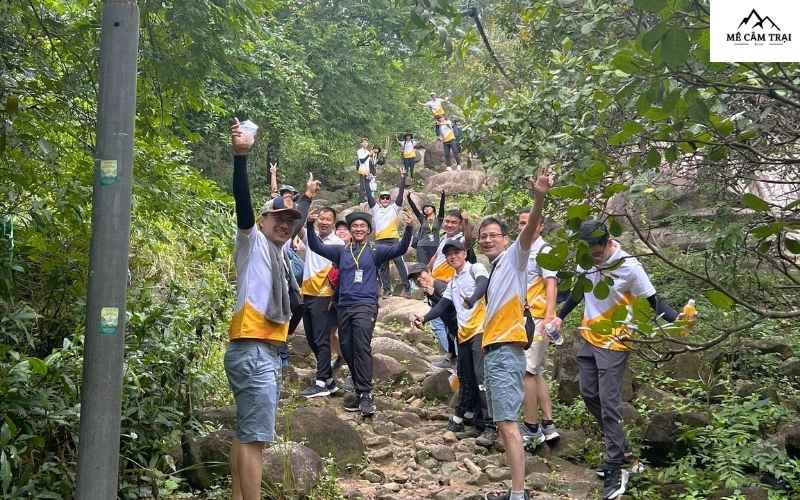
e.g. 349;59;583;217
678;299;697;336
544;322;563;346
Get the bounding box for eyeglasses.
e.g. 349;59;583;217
478;233;505;241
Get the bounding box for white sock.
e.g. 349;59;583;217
464;412;474;420
451;415;463;424
315;379;326;388
510;490;525;500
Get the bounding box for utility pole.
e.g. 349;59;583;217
75;1;139;497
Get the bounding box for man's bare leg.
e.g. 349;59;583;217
497;420;525;491
230;438;264;500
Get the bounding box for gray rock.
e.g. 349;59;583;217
373;336;432;373
373;353;410;383
288;333;312;357
786;423;800;458
431;444;457;462
423;370;454;401
643;411;686;465
534;428;588;461
621;402;640;425
552;334;582;403
424;170;491;195
710;486;769;500
485;466;511;481
195;406;236;430
368;447;394;463
781;357;800;377
664;352;706;380
277;406;365;465
388;411;422;428
361;468;385;483
745;339;794;359
262;442;323;496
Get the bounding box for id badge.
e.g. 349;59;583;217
354;269;364;283
428;234;435;242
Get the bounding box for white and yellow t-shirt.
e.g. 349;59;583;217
402;139;417;159
425;97;445;116
443;262;489;343
577;243;656;351
438;121;455;143
482;239;530;348
372;203;402;240
526;237;558;319
431;232;463;282
301;230;344;297
229;229;290;343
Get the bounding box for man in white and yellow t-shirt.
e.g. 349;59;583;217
299;206;345;399
362;170;410;296
421;92;447;117
414;239;491;434
479;172;552;500
436;115;462;170
516;211;560;449
552;219;693;500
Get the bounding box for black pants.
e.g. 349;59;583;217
443;305;458;357
403;157;416;178
444;141;461;166
303;295;336;382
337;303;378;395
375;239;409;294
416;245;437;268
455;334;489;429
288;302;304;335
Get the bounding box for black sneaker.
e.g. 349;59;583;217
602;467;629;500
343;393;360;412
326;379;339;395
300;381;331;399
359;392;376;417
596;454;645;478
447;416;465;432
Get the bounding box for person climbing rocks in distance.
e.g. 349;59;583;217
305;209;414;417
551;219;697;500
362;168;411;297
398;132;419;179
407;189;446;268
479;169;553;500
421;91;448;118
436;115;462;171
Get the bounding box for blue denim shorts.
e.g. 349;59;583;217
483;344;525;423
224;340;282;443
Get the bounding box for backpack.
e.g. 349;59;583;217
286;246;304;285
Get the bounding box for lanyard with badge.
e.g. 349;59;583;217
349;242;368;283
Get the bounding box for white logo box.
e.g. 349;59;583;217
710;0;800;62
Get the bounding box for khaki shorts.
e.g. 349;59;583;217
524;318;549;375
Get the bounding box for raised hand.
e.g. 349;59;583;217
306;172;322;197
401;211;413;226
531;166;554;195
270;162;277;175
230;118;254;155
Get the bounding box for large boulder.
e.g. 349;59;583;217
781;357;800;377
744;339;794;359
642;411;708;465
373;353;410;383
422;141;445;167
422;369;454;401
664;352;706;381
372;336;432;373
262;442;324;497
378;296;430;324
552;334;582;404
278;406;365;465
196;406;236;430
172;430;234;489
424;170;491;195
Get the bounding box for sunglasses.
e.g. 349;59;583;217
379;195;391;200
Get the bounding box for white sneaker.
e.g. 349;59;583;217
446;166;452;171
456;164;462;170
542;423;560;441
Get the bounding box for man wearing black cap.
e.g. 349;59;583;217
552;219;693;500
407;263;452;358
306;209;414;417
413;239;491;437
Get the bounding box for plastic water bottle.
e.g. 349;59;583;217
678;299;697;336
544;323;563;346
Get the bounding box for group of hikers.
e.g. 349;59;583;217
223;114;698;500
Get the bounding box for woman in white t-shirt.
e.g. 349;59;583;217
398;132;418;179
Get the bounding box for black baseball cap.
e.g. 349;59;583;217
278;184;298;196
442;239;466;254
407;263;428;279
578;219;610;246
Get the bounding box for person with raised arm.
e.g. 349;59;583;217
398;132;419;179
479;170;552;500
362;168;411;297
305;208;414;417
407;189;445;267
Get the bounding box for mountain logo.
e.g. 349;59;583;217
737;9;780;31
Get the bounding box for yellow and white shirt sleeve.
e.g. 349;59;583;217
228;229;290;343
372;203;402;240
578;245;656;351
482;239;530;348
301;231;345;297
526;237;558;319
431;232;463;282
443;262;489;343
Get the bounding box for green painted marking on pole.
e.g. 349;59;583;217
99;159;118;185
99;307;119;335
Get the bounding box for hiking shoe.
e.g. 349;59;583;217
300;380;331;399
596;455;644;477
326;379;339;395
483;489;530;500
447;416;465;433
542;422;560;442
476;427;498;448
432;357;451;369
602;467;629;499
359;392;376;417
519;423;546;448
343;393;360;412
